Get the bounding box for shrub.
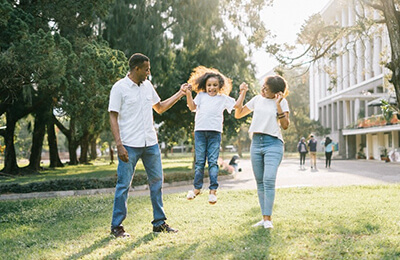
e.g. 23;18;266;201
0;170;231;194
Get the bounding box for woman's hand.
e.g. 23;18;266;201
239;82;248;93
275;91;283;104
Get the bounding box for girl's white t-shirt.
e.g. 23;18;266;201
245;95;289;142
193;92;236;133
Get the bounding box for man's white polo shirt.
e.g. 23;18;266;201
108;76;161;147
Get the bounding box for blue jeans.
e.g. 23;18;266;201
111;144;166;228
194;131;221;190
250;134;283;216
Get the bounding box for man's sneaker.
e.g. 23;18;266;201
153;223;178;233
263;220;273;229
111;226;130;238
252;220;265;227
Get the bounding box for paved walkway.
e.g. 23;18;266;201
162;157;400;195
1;157;399;200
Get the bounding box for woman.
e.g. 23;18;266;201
323;137;335;168
235;75;290;229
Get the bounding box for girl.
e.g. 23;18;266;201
185;66;236;204
235;75;290;229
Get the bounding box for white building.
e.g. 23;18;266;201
310;0;400;160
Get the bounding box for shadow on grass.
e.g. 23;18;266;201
104;232;158;259
67;236;113;260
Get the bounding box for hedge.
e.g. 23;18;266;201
0;170;231;194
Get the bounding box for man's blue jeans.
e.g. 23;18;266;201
250;134;283;216
111;144;166;228
194;131;221;190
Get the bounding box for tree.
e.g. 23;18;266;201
269;0;400;111
0;27;70;174
103;0;267;153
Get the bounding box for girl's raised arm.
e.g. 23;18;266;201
186;84;197;111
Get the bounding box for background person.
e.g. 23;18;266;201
108;53;186;237
308;134;317;169
297;137;308;169
234;75;290;229
323;137;335;168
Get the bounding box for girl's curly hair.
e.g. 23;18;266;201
188;66;232;95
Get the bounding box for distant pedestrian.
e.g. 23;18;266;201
308;134;317;169
297;137;308;169
184;66;237;204
323;137;335;168
235;75;290;229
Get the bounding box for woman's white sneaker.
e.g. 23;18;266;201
263;220;273;229
252;220;265;227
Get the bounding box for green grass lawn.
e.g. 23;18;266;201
1;185;399;259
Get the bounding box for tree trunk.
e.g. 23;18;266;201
1;113;19;174
381;0;400;108
79;131;89;164
27;112;46;171
108;141;114;164
47;119;63;168
90;135;97;160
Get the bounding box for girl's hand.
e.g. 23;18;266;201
275;91;283;103
187;84;192;92
239;82;248;93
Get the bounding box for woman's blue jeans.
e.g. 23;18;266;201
111;144;166;228
194;131;221;190
250;134;284;216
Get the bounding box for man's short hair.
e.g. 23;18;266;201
128;53;150;71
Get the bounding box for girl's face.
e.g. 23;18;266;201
206;77;220;96
261;81;275;99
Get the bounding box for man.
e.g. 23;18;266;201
308;134;317;169
108;53;187;237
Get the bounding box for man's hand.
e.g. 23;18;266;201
180;83;189;96
117;144;129;162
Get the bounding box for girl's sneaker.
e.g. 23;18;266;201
252;220;265;227
208;194;217;204
263;220;273;229
187;190;198;200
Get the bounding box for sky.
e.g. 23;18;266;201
253;0;331;78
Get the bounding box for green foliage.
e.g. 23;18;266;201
103;0;265;149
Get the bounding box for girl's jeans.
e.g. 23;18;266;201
111;144;166;228
194;131;222;190
250;134;284;216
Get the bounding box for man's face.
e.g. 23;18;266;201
136;61;151;84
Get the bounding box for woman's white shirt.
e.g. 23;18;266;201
245;95;289;142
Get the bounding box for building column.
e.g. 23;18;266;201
373;10;382;76
336;13;343;92
342;7;349;90
348;4;356;86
